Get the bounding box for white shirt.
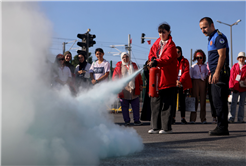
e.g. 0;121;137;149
158;40;168;58
190;63;208;81
89;59;110;82
54;66;72;82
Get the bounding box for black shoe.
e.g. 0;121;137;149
134;121;142;126
228;119;234;123
209;127;229;136
172;119;176;124
124;122;130;126
181;119;188;124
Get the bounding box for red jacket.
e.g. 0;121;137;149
112;61;143;98
229;63;246;92
177;57;192;90
148;36;178;90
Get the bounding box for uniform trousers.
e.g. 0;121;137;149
211;83;229;130
208;83;216;118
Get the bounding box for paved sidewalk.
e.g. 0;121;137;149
100;104;246;166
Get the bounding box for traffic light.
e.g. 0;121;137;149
77;32;96;58
141;33;145;44
77;33;87;56
88;34;96;47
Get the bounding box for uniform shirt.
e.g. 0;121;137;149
190;63;208;81
89;59;110;82
208;29;229;73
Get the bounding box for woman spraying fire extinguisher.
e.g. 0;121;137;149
147;23;178;134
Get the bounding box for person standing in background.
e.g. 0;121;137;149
89;48;110;85
199;17;230;136
190;49;209;124
74;53;91;90
112;52;143;126
140;60;152;122
64;51;75;76
172;46;192;124
53;54;72;89
228;52;246;123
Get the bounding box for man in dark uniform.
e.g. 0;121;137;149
199;17;230;136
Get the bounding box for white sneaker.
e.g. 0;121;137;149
159;130;172;134
148;129;159;134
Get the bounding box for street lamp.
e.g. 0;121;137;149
217;19;241;67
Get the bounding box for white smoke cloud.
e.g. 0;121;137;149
2;2;143;165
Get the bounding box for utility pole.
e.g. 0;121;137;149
109;34;132;56
190;49;193;67
217;19;241;67
127;34;131;56
62;42;68;54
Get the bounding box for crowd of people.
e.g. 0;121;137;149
48;17;245;137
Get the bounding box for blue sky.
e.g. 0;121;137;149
39;1;245;68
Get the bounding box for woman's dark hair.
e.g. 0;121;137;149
158;23;171;35
78;54;87;70
192;49;206;64
176;46;183;56
95;48;104;54
78;53;86;60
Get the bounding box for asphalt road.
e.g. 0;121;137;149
100;103;246;166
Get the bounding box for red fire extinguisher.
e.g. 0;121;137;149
149;67;161;97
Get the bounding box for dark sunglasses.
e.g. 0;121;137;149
196;57;203;60
58;58;64;61
177;51;181;54
78;57;84;59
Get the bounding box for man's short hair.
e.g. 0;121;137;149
200;17;214;26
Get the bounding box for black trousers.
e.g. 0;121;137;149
173;87;186;118
150;87;176;131
208;83;216;118
211;83;229;130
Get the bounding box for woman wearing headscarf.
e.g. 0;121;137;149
112;52;143;126
74;53;91;90
140;60;151;121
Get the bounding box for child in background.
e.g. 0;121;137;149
89;48;110;84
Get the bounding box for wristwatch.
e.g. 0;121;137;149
96;80;99;83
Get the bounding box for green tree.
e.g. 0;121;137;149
71;55;79;67
87;54;93;64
